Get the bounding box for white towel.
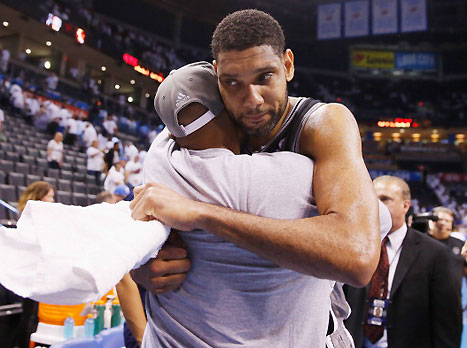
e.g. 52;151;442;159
0;200;170;305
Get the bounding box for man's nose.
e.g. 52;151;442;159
243;85;264;109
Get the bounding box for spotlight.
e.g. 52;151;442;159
101;66;107;72
114;84;120;90
2;21;9;27
25;48;31;54
44;61;51;69
127;96;133;103
130;79;135;85
46;41;52;46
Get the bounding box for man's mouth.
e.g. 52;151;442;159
244;112;268;123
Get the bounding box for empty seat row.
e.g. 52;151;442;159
0;184;98;207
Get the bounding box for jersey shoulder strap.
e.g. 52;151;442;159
263;98;320;153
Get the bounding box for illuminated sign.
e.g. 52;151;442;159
75;28;86;44
351;50;394;69
45;13;62;32
123;53;164;83
377;118;419;128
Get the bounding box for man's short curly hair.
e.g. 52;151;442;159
211;9;285;60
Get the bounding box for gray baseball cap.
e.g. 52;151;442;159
154;61;224;137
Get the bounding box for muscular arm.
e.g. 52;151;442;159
131;104;379;287
116;273;146;347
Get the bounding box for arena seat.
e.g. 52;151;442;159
43;177;58;188
72;192;87;206
57;179;72;192
72;182;87;194
0;184;17;202
8;172;26;187
0;159;14;173
56;191;72;205
48;168;60;179
15;162;30;175
26;174;42;186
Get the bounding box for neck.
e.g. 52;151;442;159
431;230;450;240
390;221;406;234
176;112;242;154
247;97;296;151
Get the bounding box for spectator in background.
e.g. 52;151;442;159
12;181;55;348
0;47;10;73
124;141;138;161
86;140;104;185
103;114;118;137
125;153;143;189
104;141;120;173
103;159;125;195
345;176;462;348
47;132;63;169
113;184;130;202
0;106;5;141
95;191;116;204
64;114;79;146
82;121;97;149
44;72;58;91
429;206;466;291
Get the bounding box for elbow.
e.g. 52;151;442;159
346;240;380;288
347;258;377;288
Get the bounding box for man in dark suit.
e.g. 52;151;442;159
344;175;462;348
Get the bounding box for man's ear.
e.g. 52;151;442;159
283;49;295;82
213;60;218;74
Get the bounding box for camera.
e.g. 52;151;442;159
409;212;439;234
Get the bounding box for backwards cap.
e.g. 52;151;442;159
154;61;224;137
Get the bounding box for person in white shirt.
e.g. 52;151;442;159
0;107;5;141
86;140;104;184
45;72;58;90
125;154;143;189
103;115;118;136
124;141;138;161
345;175;462;348
47;132;63;169
104;160;125;194
83;122;97;148
0;47;10;73
64;114;79;146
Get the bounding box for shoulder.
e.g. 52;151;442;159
299;103;360;159
409;229;452;255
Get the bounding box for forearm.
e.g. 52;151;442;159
193;202;379;287
116;274;146;345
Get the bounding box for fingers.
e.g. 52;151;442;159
133;184;145;197
157;245;188;261
154;273;188;294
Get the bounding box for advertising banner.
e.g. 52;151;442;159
395;52;436;70
345;1;369;37
372;0;398;35
317;3;342;40
439;173;467;183
351;50;395;69
401;0;427;33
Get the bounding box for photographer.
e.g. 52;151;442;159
429;206;466;290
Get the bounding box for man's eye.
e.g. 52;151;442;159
258;73;273;82
225;80;238;86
